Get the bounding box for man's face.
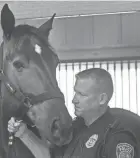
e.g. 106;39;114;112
72;77;100;117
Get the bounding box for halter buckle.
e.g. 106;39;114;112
23;97;33;109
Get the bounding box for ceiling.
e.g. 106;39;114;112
0;1;140;20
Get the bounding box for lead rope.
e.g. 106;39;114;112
0;43;6;158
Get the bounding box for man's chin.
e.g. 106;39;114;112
74;109;82;117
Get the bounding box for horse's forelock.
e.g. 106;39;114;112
5;24;58;65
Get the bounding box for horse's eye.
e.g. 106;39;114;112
13;61;25;70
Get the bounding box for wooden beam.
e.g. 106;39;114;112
57;46;140;62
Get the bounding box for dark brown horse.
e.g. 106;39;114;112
0;4;73;158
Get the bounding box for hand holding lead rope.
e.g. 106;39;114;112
7;117;27;145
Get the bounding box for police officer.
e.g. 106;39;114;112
8;68;140;158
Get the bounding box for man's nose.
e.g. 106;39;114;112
72;94;78;104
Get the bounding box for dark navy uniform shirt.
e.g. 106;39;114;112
53;106;140;158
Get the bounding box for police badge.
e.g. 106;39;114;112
85;134;98;148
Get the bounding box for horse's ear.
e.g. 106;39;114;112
38;13;56;37
1;4;15;39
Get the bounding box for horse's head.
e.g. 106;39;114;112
0;4;73;146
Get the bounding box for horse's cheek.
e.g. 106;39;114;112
17;70;45;95
27;103;49;129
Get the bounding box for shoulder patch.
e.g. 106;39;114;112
85;134;98;148
116;143;134;158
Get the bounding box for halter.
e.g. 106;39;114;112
0;68;64;148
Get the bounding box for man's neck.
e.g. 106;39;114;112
83;106;108;127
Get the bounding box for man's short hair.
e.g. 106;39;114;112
76;68;113;103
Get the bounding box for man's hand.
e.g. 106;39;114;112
8;117;27;138
8;117;51;158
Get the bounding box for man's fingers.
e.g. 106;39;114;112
8;117;16;127
8;120;22;133
8;121;14;127
8;128;15;133
8;118;22;126
7;118;25;138
7;125;16;133
10;117;15;123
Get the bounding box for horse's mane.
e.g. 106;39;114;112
10;24;51;51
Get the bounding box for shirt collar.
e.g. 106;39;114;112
87;106;114;129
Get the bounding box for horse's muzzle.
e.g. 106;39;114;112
37;98;73;147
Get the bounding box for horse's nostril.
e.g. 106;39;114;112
50;117;73;146
51;118;60;137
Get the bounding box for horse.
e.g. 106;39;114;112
0;4;73;158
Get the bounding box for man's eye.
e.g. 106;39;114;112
79;92;86;96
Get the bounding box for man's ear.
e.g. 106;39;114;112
38;13;56;37
1;4;15;39
99;93;108;105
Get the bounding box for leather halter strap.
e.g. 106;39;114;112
0;69;64;119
